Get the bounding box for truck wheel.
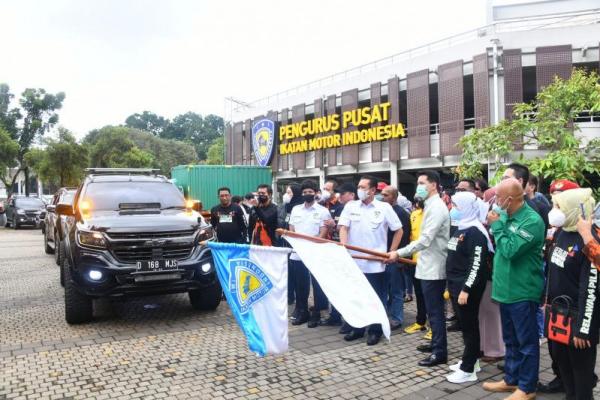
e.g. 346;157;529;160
63;257;93;324
44;230;54;254
189;280;222;311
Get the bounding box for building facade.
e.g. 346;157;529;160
225;0;600;198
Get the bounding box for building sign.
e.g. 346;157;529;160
279;102;404;155
252;119;276;167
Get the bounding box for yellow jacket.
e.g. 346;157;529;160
410;208;424;261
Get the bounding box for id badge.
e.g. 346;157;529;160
219;214;233;223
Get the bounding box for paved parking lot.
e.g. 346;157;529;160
0;227;594;399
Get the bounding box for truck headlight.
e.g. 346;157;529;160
197;226;214;242
77;230;107;249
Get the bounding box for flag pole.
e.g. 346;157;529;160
276;228;416;265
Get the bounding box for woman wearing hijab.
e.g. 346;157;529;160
277;184;303;308
546;188;598;400
446;191;493;384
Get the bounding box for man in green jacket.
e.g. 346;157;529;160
482;178;545;400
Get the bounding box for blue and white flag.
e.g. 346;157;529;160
208;242;291;356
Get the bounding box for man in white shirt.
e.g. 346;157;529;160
387;170;450;366
339;176;403;346
289;179;333;326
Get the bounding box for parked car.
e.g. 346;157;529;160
0;200;6;228
43;188;77;267
57;168;220;324
4;196;46;229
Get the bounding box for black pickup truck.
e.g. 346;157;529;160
57;168;221;324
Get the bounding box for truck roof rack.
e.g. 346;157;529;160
85;168;161;176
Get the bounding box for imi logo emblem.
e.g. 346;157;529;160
251;119;275;167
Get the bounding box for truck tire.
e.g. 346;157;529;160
44;230;54;254
189;280;222;311
63;257;93;324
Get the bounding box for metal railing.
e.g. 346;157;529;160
236;9;600;113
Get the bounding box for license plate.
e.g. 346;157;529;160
136;260;179;272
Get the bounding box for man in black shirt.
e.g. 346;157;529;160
249;184;279;246
210;187;247;244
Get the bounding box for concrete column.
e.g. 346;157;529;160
389;161;398;187
318;169;326;190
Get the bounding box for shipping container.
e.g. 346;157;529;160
171;165;273;211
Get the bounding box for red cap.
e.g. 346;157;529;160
377;182;388;191
549;179;579;194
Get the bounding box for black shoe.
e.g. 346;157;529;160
291;310;309;325
320;316;342;326
307;310;321;328
390;320;402;331
344;331;364;342
418;354;447;367
446;314;457;322
339;323;352;335
446;322;461;332
417;344;433;353
366;334;381;346
290;308;299;321
497;362;505;372
594;374;598;388
537;377;564;393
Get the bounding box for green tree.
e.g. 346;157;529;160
456;69;600;186
25;128;89;187
0;127;19;190
206;136;224;165
0;84;65;195
86;126;197;174
124;111;168;136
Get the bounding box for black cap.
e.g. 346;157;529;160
336;183;356;194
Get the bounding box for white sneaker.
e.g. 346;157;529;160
446;369;478;384
449;359;481;373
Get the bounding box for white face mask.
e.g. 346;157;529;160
320;190;331;202
357;189;368;201
282;193;291;205
548;208;566;228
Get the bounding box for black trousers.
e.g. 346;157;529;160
550;341;597;400
413;277;427;326
290;259;310;312
450;281;485;373
351;272;386;337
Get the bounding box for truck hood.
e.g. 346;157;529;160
81;210;203;233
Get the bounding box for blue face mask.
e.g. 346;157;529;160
415;184;428;199
449;208;463;221
375;194;383;201
492;204;507;217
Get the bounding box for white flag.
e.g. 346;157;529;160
284;236;391;340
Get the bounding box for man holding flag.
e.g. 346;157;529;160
338;176;403;346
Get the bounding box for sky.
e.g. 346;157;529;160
1;0;487;139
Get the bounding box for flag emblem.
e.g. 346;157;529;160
230;258;273;314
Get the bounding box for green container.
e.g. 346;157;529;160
171;165;273;210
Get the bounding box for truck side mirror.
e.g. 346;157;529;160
46;204;56;213
192;200;202;213
56;203;74;216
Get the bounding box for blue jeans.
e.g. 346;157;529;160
385;263;405;323
401;264;414;295
500;301;540;394
421;279;447;359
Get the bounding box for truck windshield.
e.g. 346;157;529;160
81;182;186;211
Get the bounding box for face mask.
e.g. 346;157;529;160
375;194;383;201
415;184;428;199
548;208;566;228
302;194;315;204
492;204;507;217
320;190;331;202
449;208;463;221
258;195;268;204
357;189;368;201
282;193;291;204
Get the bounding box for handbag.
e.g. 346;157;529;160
544;295;578;346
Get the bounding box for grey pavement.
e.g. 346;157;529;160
0;227;596;399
